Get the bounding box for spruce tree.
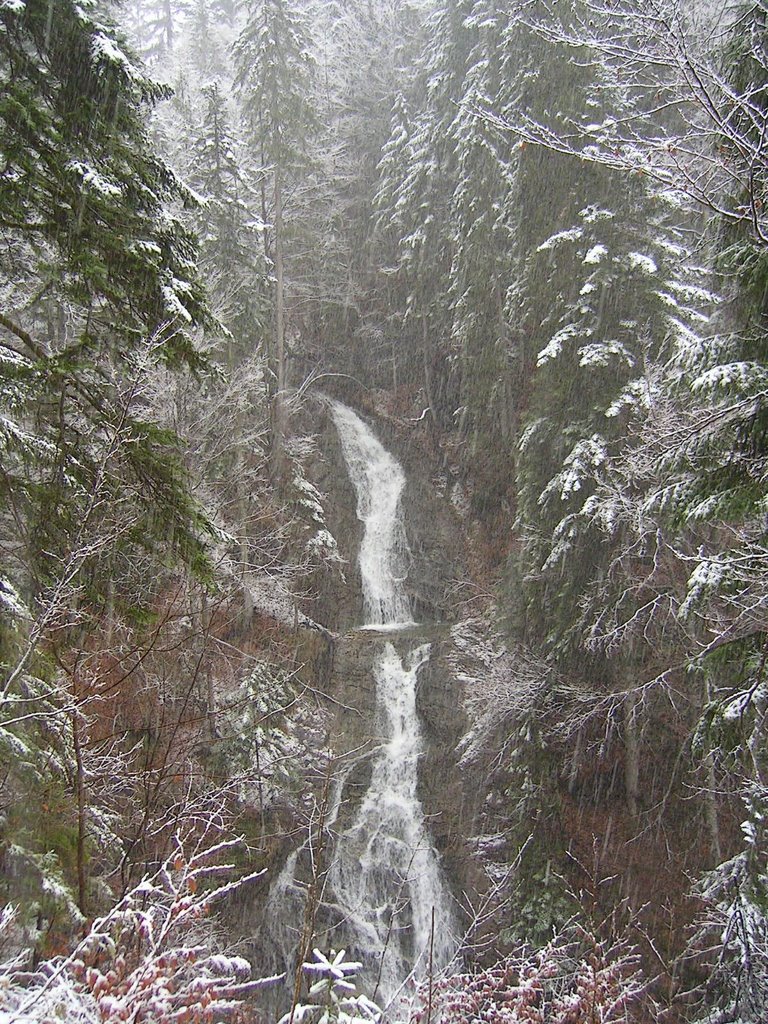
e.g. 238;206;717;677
0;0;218;646
189;81;268;355
234;0;316;477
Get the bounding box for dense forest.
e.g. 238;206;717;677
2;0;768;1022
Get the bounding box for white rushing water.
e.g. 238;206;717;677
327;400;455;1008
329;400;414;627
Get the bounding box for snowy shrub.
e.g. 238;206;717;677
408;929;648;1024
686;785;768;1023
0;836;278;1024
3;846;85;946
209;662;308;811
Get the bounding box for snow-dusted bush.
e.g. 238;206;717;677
0;836;278;1024
408;929;648;1024
685;785;768;1023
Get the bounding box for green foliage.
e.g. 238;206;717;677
125;0;186;63
209;664;300;789
691;785;768;1021
0;679;85;955
0;0;225;638
511;190;686;661
4;846;85;945
0;4;241;950
502;857;575;950
0;0;217;359
187;80;269;354
234;0;317;172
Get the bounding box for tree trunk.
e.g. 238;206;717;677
273;168;287;486
624;689;640;817
72;705;88;915
422;318;438;427
700;676;722;863
234;410;253;633
200;590;217;738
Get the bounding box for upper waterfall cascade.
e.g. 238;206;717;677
328;400;414;627
327;400;456;1006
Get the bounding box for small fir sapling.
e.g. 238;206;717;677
281;949;381;1024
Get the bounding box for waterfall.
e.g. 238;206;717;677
328;400;413;627
327;400;456;1008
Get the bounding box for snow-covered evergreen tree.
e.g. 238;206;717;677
188;81;268;354
234;0;317;474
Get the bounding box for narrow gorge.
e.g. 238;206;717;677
325;401;457;1005
256;400;461;1014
